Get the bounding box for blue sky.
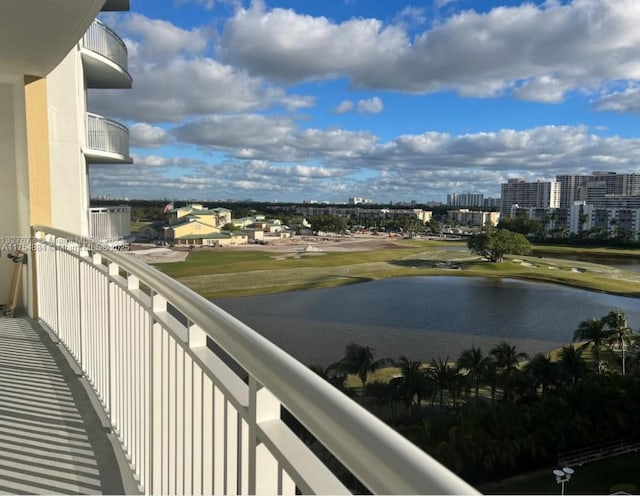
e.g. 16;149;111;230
89;0;640;203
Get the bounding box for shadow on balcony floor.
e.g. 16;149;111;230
0;316;136;495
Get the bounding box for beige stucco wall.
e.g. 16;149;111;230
173;221;219;238
47;48;89;236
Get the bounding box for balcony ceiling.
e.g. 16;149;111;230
0;0;106;77
102;0;130;11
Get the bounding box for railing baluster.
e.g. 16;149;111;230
82;19;129;72
32;226;477;495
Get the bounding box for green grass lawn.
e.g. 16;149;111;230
533;244;640;257
479;452;640;494
153;241;640;298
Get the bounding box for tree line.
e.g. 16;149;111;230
309;310;640;484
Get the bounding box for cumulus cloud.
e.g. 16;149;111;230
90;159;351;201
172;114;378;162
92;124;640;202
334;100;354;114
218;2;409;83
592;87;640;113
357;97;383;114
174;0;217;10
218;0;640;103
130;123;172;147
89;13;315;122
108;13;209;61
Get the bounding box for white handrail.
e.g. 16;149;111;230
86;113;130;156
33;225;478;495
82;18;129;73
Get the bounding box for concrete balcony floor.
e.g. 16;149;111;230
0;317;137;494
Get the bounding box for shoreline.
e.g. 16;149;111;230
150;236;640;299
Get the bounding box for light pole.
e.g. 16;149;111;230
553;467;574;495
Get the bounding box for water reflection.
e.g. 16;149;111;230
214;277;640;366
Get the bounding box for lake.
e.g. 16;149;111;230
534;250;640;272
214;276;640;366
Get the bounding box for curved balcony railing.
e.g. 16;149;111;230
82;18;131;88
33;226;478;495
85;113;132;163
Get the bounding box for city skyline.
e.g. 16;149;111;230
90;0;640;203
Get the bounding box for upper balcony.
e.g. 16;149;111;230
81;19;132;89
84;112;133;164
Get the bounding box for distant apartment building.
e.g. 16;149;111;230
557;172;640;203
483;197;500;208
447;193;484;208
348;196;374;205
500;179;560;217
556;172;640;227
447;209;499;227
569;200;640;237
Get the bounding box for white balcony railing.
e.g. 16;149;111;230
33;226;478;495
82;18;129;75
89;206;131;244
86;113;132;163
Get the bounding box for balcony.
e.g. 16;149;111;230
84;113;133;164
31;226;478;495
81;19;132;89
89;206;131;245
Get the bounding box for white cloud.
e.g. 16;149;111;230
513;76;573;103
130;123;172;147
592;87;640;113
218;0;640;103
89;13;315;122
174;0;217;10
92;124;640;202
334;100;354;114
109;13;209;62
434;0;458;9
172;114;378;162
218;2;409;83
357;97;383;114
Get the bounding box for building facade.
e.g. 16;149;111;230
447;193;484;208
500;179;560;217
447;209;499;227
0;0;131;306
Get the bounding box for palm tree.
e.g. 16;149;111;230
573;317;608;373
308;364;348;392
457;347;489;401
490;342;529;400
559;345;588;387
331;342;391;400
396;356;431;415
524;353;558;398
602;309;633;376
428;357;457;410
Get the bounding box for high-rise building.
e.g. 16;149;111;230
500;179;560;217
447;192;484;208
556;172;640;227
557;172;640;208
